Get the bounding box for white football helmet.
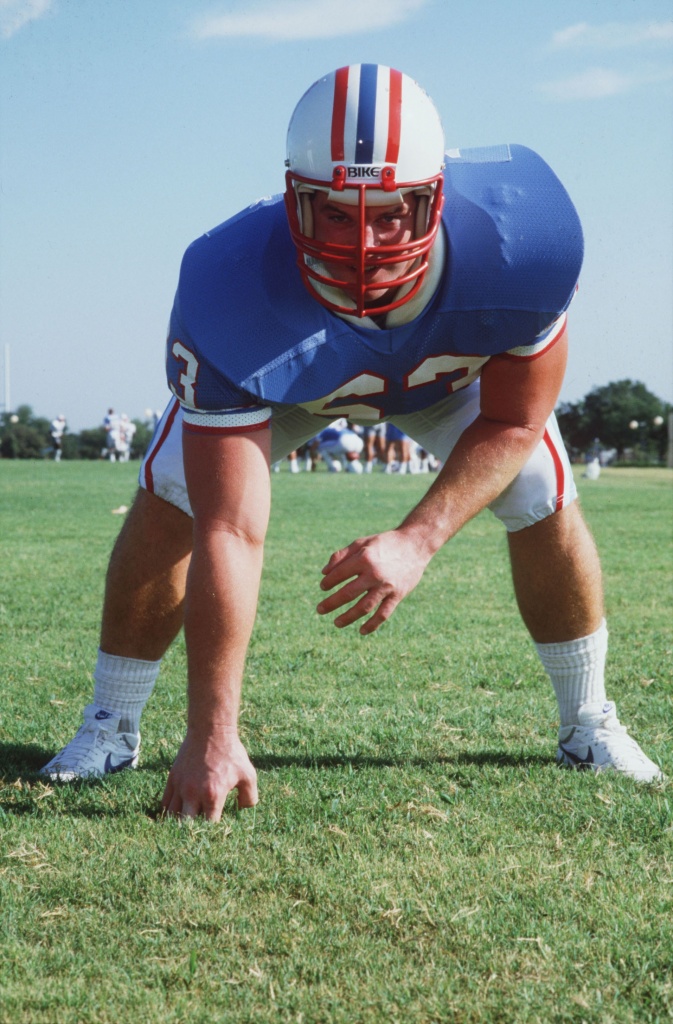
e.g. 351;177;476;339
284;64;445;318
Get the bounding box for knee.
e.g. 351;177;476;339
508;502;599;567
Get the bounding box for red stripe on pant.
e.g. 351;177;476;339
543;428;565;512
143;397;181;493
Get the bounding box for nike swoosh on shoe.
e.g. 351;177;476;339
558;743;595;769
104;753;137;774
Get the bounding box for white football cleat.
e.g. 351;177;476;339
40;704;140;781
557;701;663;782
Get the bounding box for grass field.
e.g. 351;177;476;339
0;461;671;1024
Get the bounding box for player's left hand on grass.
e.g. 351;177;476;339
161;727;258;822
317;529;430;635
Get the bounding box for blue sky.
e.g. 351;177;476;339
1;0;671;431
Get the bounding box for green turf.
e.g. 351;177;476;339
0;461;671;1023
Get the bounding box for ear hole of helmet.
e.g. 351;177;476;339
298;190;314;238
414;194;429;239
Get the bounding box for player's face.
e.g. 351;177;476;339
311;192;419;308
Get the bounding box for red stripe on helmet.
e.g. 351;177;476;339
385;68;402;164
331;66;350;162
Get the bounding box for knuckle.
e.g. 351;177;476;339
202;781;222;805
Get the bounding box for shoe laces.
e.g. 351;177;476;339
53;716;119;770
576;704;655;764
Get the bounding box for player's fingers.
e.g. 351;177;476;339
359;596;399;635
178;800;202;821
162;776;206;821
236;773;259;809
321;537;372;577
161;778;175;814
321;544;354;574
333;591;383;628
317;578;366;614
202;800;226;823
163;791;184;819
320;561;360;591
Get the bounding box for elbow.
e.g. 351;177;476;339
480;412;548;443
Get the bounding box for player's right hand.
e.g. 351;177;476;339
161;726;258;822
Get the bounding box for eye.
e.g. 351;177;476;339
379;207;411;227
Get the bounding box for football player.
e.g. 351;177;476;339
41;64;663;812
383;423;415;474
310;419;365;473
101;407;120;462
362;422;387;473
50;414;67;462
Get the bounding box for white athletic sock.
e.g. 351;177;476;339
92;649;161;735
535;619;609;727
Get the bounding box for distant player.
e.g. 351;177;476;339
310;419;364;473
102;408;120;462
117;414;136;463
583;457;601;480
42;64;663;812
362;423;387;473
50;414;66;462
272;450;301;473
383;423;415;474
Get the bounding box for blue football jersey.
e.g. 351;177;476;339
167;144;583;427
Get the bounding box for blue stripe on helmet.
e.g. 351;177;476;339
355;64;378;164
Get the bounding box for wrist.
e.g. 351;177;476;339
184;722;243;755
186;707;241;737
397;515;450;559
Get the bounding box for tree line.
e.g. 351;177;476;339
555;380;670;463
0;406;154;460
0;379;670;463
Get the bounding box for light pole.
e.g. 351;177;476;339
2;344;9;416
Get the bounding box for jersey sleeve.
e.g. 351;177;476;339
501;310;568;361
181;405;271;435
165;297;272;435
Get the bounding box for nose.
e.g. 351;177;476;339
363;223;379;248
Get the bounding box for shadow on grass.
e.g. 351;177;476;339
1;741;550;820
1;741;550;784
0;741;53;775
250;751;551;772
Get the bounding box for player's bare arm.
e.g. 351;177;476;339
318;330;568;635
161;426;272;821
